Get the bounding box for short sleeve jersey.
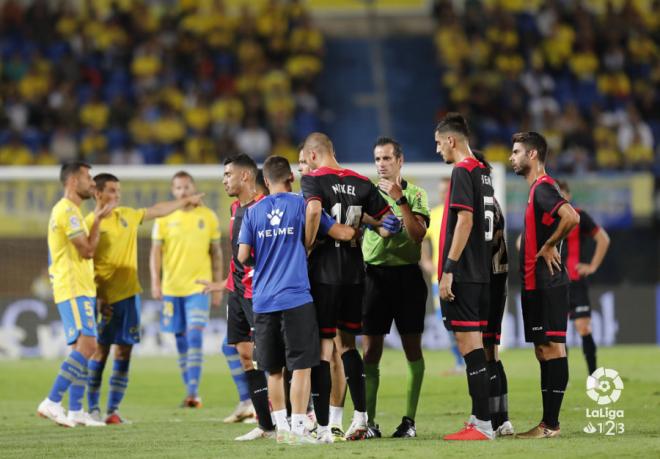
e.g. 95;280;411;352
564;208;600;282
362;179;430;266
85;206;146;304
301;166;390;285
438;157;493;284
226;195;265;299
151;206;220;296
238;193;313;313
520;175;569;291
48;198;96;303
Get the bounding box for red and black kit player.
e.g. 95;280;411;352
510;132;580;439
221;154;275;440
300;132;398;440
434;114;495;441
557;180;610;375
473;152;514;438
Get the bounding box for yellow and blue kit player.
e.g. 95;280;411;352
84;173;205;423
37;162;113;428
150;171;223;408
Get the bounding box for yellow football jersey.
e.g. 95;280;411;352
48;198;96;303
152;207;220;296
85;207;146;305
426;204;445;284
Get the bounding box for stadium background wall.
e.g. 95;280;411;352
0;284;657;360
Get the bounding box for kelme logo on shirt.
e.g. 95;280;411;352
120;217;128;227
198;219;205;229
267;209;284;226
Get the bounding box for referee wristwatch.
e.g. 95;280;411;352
395;196;408;206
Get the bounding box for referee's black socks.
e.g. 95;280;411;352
311;360;331;427
544;357;568;430
464;349;490;422
342;349;367;413
246;369;275;431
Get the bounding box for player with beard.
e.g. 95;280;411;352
218;154;274;441
38;161;113;428
434;114;495;441
510;132;579;438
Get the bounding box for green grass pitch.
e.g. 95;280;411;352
1;345;658;458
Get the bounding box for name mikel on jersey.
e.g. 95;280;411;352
331;183;357;196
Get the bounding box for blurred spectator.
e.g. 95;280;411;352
432;0;660;172
618;105;654;154
0;133;32;165
0;0;324;165
236;115;271;160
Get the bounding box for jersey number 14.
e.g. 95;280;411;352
330;203;362;247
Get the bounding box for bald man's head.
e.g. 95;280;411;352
302;132;334;169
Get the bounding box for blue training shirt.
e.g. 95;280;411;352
238;192;314;313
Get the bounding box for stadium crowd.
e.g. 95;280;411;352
433;0;660;172
0;0;323;166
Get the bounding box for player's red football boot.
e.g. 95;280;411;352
444;424;493;441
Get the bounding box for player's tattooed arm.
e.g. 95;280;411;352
209;242;224;306
70;201;114;259
305;200;322;249
361;213;400;238
440;209;473;301
237;243;252;266
143;193;205;221
327;223;358;241
537;203;580;275
149;242;163;300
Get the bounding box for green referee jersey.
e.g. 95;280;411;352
362;179;430;266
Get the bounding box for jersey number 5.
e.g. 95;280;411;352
484;196;494;242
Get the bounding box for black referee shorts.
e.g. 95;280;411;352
440;282;489;333
483;273;507;346
521;285;569;344
310;282;363;338
226;290;254;345
362;263;427;336
568;280;592;320
254;302;320;372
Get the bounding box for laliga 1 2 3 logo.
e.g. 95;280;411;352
583;367;625;436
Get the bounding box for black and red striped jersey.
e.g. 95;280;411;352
438;156;494;284
226;195;264;298
301;166;390;285
563;208;599;282
520;175;569;291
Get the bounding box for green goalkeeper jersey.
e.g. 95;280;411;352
362;179;430;266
